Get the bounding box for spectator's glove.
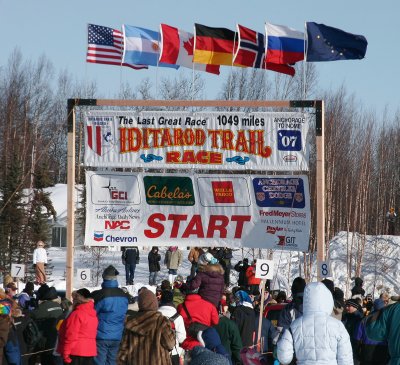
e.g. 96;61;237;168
44;263;48;266
32;264;36;268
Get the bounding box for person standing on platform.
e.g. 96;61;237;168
33;240;47;285
121;247;139;285
165;246;183;284
188;247;204;280
148;246;161;286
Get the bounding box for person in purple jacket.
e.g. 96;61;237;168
188;253;225;307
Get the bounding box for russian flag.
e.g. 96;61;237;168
265;23;305;65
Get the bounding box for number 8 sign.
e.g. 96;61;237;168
318;261;331;278
255;260;274;280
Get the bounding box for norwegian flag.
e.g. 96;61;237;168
233;24;295;76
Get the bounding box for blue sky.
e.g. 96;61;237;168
0;0;398;115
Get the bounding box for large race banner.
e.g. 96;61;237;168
85;171;311;251
84;111;310;171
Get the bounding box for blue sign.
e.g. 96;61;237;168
277;130;302;151
253;177;306;208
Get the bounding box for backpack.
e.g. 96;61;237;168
23;318;44;350
181;303;209;339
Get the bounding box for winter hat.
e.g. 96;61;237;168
37;284;50;301
235;290;253;306
334;287;345;304
0;299;12;315
161;280;172;291
24;282;34;293
198;327;229;357
160;290;174;305
138;288;158;311
321;279;334;295
291;277;306;297
354;277;363;287
190;346;230;365
345;298;362;312
102;265;119;280
198;252;218;266
373;299;385;312
76;288;91;299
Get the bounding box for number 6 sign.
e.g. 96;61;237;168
255;260;274;280
77;269;91;283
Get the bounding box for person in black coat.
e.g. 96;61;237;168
351;277;365;298
148;246;161;286
234;258;249;288
122;247;140;285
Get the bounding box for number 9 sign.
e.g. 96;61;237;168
255;260;274;280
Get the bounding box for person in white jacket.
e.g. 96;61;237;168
33;240;48;284
277;281;353;365
158;290;186;365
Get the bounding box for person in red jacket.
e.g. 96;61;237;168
57;288;98;365
246;260;261;293
177;290;219;350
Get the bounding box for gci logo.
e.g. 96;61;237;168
105;220;130;230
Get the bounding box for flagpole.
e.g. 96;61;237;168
303;22;307;99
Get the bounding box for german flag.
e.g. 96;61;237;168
194;23;237;66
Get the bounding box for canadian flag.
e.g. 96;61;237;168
159;24;220;75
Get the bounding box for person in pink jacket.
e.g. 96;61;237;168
57;288;98;365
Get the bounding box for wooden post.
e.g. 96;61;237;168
315;100;326;280
66;100;76;300
257;279;266;352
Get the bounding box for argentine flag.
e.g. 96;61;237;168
123;25;179;68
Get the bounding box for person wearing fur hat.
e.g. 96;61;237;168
30;284;63;365
188;258;225;307
91;265;129;365
57;288;98;364
158;290;186;365
165;246;183;284
278;277;306;330
117;288;175;365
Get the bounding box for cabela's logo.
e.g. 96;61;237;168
143;176;195;206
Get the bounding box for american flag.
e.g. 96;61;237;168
86;24;147;70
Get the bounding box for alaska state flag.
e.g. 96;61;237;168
122;25;179;68
233;24;295;76
265;23;304;65
159;24;220;74
306;22;368;62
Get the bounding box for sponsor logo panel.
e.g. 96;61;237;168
143;176;195;206
197;177;251;207
253;177;305;209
